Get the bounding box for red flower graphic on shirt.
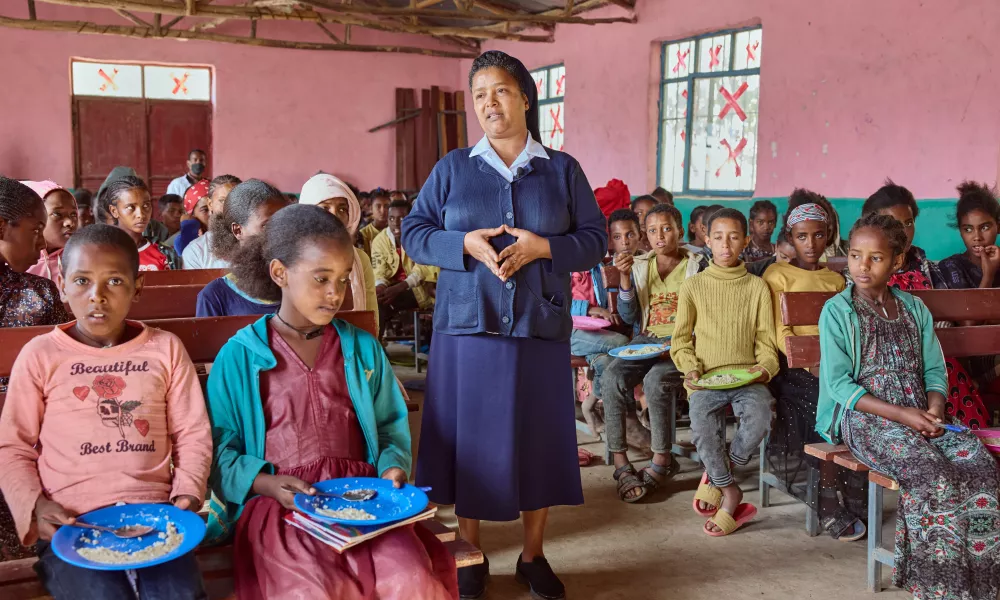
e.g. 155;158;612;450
92;375;126;399
976;497;990;508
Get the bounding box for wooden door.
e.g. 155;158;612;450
147;101;212;198
73;98;148;194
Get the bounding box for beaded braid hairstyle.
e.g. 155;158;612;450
849;212;908;258
0;176;44;226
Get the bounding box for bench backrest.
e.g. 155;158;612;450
824;256;847;274
128;285;204;320
139;269;228;287
780;289;1000;368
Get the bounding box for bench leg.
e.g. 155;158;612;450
805;463;821;537
867;479;883;593
759;437;770;508
413;312;421;374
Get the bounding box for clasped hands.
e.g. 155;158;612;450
464;225;551;281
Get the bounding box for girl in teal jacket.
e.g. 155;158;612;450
204;205;456;600
818;212;999;599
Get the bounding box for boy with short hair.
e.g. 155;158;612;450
670;207;778;536
371;200;436;338
360;189;392;257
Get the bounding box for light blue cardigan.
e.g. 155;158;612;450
203;316;411;543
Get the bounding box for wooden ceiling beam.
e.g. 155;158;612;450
27;0;36;20
113;8;150;27
0;14;479;58
315;20;341;43
291;0;634;24
162;14;183;29
33;0;557;41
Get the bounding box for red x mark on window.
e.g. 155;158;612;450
172;73;189;95
671;48;690;74
715;137;748;178
536;77;544;93
549;106;564;138
708;45;723;69
746;41;760;64
717;82;749;121
97;68;119;92
555;75;565;96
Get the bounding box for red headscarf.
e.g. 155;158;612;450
183;179;211;214
594;179;631;219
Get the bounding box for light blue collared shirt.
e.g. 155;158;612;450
469;134;549;182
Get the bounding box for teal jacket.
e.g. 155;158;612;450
203;316;411;544
816;286;948;444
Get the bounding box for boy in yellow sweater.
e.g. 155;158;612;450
670;208;779;537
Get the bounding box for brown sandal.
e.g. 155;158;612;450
614;463;647;503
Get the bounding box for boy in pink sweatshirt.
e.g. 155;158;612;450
0;224;212;599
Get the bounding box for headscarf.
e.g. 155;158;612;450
786;203;828;227
469;50;541;143
21;180;66;202
298;173;369;313
183;179;211;214
299;174;361;235
594;179;631;219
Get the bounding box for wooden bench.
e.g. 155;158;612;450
0;310;478;598
139;268;228;287
777;288;1000;592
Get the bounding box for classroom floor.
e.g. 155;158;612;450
391;345;909;600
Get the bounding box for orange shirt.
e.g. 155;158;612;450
0;322;212;545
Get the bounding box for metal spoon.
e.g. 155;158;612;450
282;486;377;502
45;518;155;539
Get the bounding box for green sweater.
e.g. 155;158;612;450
816;286;948;444
670;262;780;387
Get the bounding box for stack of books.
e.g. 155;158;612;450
286;506;438;553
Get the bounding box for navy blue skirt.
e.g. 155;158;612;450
415;333;584;521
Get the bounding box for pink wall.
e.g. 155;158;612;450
0;4;463;191
465;0;1000;198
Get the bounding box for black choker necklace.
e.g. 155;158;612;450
275;313;324;339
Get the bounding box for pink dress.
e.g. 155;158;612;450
233;325;457;600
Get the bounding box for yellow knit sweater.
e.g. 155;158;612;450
670;262;780;384
761;261;845;356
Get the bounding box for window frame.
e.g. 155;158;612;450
531;62;565;151
70;58;213;103
656;26;761;197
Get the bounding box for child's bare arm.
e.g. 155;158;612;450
165;338;213;510
854;395;942;437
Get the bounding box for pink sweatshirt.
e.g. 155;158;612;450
25;248;62;283
0;322;213;545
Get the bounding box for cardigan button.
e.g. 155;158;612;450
506;211;514;219
505;281;513;290
502;315;510;324
503;184;510;190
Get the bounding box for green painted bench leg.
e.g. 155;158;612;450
867;479;883;592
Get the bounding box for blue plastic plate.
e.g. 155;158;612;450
609;343;670;360
294;477;429;526
51;503;205;571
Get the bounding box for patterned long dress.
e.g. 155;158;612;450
841;292;1000;599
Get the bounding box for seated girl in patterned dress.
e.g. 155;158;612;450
817;212;1000;599
204;204;457;600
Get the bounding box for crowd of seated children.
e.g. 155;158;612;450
0;177;71;561
571;208;634;437
371;200;437;339
299;174;379;325
359;188;391;257
204;204;457;600
196;180;289;318
72;189;95;228
603;204;704;503
761;193;867;542
23;181;78;283
740;199;778;263
0;224;213;598
102;175;179;271
672;208;778;537
819;212;1000;599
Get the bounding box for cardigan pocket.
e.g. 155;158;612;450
531;291;570;340
437;283;480;330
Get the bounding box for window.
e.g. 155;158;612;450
657;27;762;196
71;60;212;101
531;63;565;151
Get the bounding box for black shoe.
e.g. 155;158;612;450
515;555;565;600
458;555;489;599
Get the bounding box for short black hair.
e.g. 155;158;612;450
776;230;791;246
863;178;918;218
645;203;682;230
688;205;708;241
210;179;287;262
630;195;658;211
388;200;411;212
783;188;829;232
189;149;206;158
72;188;93;208
230;204;354;303
706;207;748;236
849;212;908;258
608;208;640;230
370;188;391;202
651;187;674;204
158;194;182;211
955;181;1000;224
208;174;241;198
101;175;149;218
749;199;777;220
62;223;140;277
0;176;44;226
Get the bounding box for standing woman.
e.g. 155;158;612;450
403;51;606;600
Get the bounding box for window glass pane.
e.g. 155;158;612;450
697;35;731;74
532;70;548;101
72;62;142;98
689;74;759;191
732;29;763;71
658;81;688;191
548;65;565;99
143;66;211;101
664;40;695;79
539;101;564;151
